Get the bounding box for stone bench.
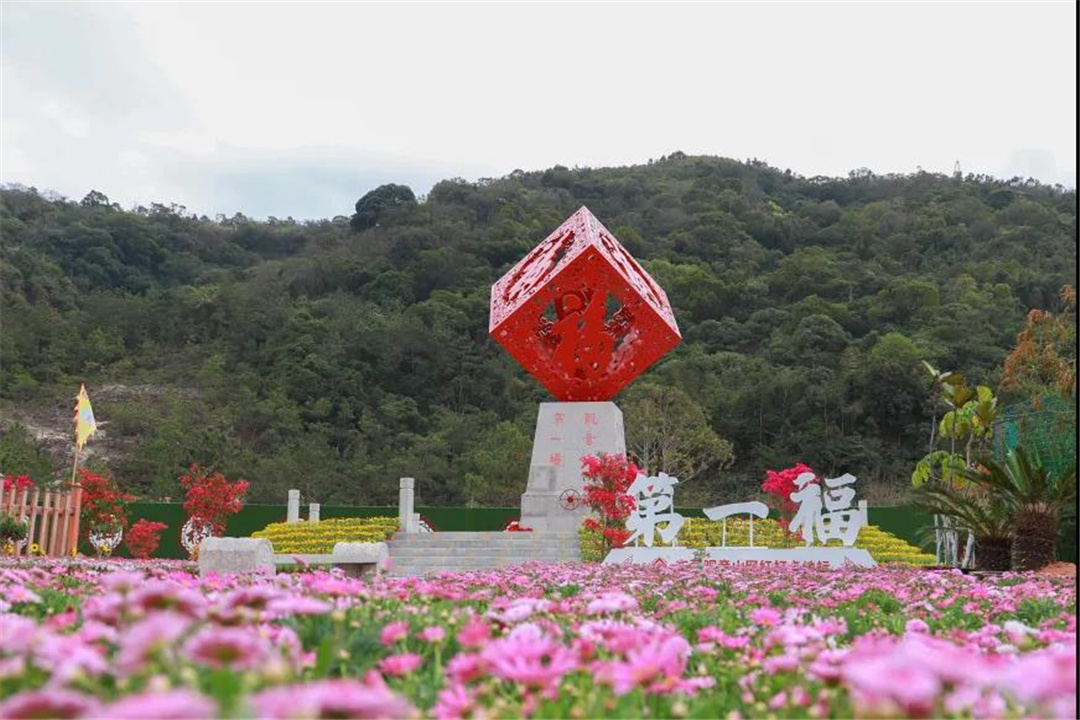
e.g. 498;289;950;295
273;541;389;577
199;538;389;577
198;537;275;577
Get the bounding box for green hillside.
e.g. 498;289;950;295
1;154;1075;506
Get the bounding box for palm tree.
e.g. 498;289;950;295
961;448;1076;571
913;484;1013;571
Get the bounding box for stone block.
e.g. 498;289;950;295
704;546;877;568
521;401;625;532
331;541;389;576
198;537;274;577
604;547;696;565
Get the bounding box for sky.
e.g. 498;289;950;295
2;1;1076;220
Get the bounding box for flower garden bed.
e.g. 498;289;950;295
250;516;399;554
0;557;1074;719
580;516;937;564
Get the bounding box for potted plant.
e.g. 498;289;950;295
77;469;134;557
0;513;28;554
913;484;1013;571
963;448;1076;571
179;465;249;558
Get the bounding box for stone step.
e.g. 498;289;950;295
387;558;580;576
388;546;578;555
391;555;579;566
385;531;581;576
389;547;579;556
388;542;577;552
391;532;579;541
390;538;578;545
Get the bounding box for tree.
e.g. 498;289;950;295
461;422;531;507
1001;285;1076;401
621;383;734;506
0;159;1075;508
350;184;417;232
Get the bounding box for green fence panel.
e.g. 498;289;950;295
868;506;934;550
122;502;1075;564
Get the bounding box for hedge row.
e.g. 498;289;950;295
116;502;1075;563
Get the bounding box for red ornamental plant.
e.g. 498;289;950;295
125;519;168;559
2;475;35;494
761;463;817;530
77;469;135;534
503;518;533;532
180;465;249;535
581;453;640;551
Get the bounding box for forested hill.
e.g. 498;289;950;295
1;155;1076;506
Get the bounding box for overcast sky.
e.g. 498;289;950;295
2;1;1076;219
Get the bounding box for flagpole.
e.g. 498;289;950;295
70;443;82;488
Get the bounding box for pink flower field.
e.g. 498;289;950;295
0;559;1075;719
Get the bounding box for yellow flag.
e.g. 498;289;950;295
74;384;97;449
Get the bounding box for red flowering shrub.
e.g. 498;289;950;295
761;463;817;530
180;465;249;535
125;519;168;559
504;518;533;532
2;475;35;494
581;453;640;552
77;469;134;535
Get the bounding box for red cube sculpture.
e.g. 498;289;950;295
490;206;681;401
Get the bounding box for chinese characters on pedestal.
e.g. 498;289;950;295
625;472;684;547
604;470;874;568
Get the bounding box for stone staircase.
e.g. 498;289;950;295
386;531;581;576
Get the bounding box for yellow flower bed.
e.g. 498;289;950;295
580;517;936;565
252;516;399;554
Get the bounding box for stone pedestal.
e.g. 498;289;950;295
287;489;300;523
520;401;626;532
399;478;415;532
309;503;320;523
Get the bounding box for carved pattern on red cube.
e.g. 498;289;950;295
489;206;681;401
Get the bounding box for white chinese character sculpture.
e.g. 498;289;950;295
603;472;693;565
703;501;770;547
605;466;876;568
626;472;685;547
789;472;866;547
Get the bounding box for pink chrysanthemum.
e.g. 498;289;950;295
379;652;423;676
0;689;102;719
250;679;415;719
182;625;270;670
104;690;218;719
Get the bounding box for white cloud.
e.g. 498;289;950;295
39;98;91;138
2;1;1075;218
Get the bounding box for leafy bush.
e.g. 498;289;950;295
77;469;134;535
125;519;168;559
581;453;639;552
251;517;399;554
579;517;935;565
181;465;249;535
0;513;29;546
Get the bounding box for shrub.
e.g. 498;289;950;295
579;517;936;565
762;463;816;527
180;465;249;535
2;474;35;494
0;513;29;549
581;453;639;552
125;519;168;559
77;469;134;536
252;517;399;554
